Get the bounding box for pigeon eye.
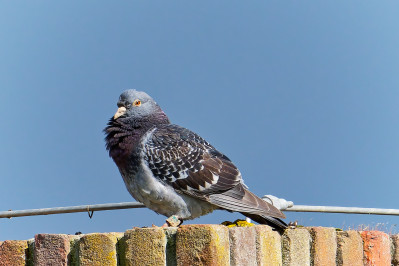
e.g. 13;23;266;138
133;100;141;106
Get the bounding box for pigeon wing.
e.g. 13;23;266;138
143;124;286;222
143;124;242;197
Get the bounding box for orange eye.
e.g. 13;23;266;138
133;99;141;106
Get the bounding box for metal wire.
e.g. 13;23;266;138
285;205;399;216
2;202;399;219
0;202;144;219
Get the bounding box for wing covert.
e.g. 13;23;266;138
142;124;243;198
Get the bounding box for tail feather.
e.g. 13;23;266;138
208;184;287;230
240;212;287;231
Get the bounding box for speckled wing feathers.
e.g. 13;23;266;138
143;125;242;198
142;124;285;221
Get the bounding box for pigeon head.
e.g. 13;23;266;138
105;89;170;158
113;90;169;124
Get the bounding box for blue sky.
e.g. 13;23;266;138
1;1;399;240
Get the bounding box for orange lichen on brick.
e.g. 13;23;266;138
361;231;391;266
176;224;229;266
0;240;28;266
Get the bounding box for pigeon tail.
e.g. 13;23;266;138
208;184;287;230
240;212;287;231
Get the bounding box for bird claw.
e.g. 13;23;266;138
288;221;300;229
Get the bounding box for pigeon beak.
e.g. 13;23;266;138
114;106;127;119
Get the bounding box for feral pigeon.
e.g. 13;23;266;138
104;90;287;229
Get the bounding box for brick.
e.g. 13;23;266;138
119;227;167;266
391;234;399;265
308;227;337;266
229;227;256;266
68;236;80;266
176;224;229;266
0;240;28;266
165;227;178;266
78;232;122;266
27;239;35;266
282;228;311;266
34;234;72;265
255;225;282;266
336;230;363;266
361;231;391;266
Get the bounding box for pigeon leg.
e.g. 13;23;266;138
287;221;299;229
162;215;183;227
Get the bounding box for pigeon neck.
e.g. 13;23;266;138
130;110;170;131
104;112;170;167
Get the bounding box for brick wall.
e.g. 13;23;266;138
0;224;396;265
